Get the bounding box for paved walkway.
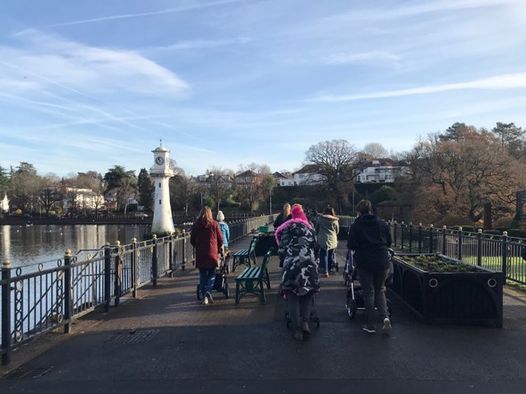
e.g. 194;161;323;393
1;236;526;393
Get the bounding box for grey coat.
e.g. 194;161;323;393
316;214;339;251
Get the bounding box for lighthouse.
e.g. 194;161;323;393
150;144;175;235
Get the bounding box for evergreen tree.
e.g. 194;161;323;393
137;168;154;210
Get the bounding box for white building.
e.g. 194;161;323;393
63;188;104;211
1;193;9;213
356;159;407;183
150;145;175;235
292;165;325;186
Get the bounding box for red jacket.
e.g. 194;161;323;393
190;219;224;269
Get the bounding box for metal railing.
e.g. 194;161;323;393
0;215;275;365
389;222;526;286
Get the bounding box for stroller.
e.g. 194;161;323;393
283;289;320;329
344;249;393;320
196;254;230;300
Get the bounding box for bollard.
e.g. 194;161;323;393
1;260;12;365
114;241;122;307
131;238;138;298
104;245;112;312
64;250;73;334
152;235;158;287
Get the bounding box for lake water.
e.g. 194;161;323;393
0;224;151;268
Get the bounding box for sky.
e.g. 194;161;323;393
1;0;526;177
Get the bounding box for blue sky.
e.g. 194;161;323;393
1;0;526;176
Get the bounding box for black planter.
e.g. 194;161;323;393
391;253;504;327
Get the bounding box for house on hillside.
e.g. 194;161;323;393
273;172;295;187
234;170;262;186
0;193;9;213
63;187;105;212
355;159;408;184
196;172;234;187
292;165;325;186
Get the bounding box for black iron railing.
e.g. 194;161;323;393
0;214;275;365
389;222;526;286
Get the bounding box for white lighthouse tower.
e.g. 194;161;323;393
150;144;175;235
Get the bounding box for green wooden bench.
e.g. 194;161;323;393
231;237;258;272
235;250;272;305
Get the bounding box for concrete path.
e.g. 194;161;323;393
1;237;526;393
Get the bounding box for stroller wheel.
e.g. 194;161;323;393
346;293;357;320
224;281;230;299
196;284;202;301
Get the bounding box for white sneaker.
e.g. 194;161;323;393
382;318;392;332
203;296;209;305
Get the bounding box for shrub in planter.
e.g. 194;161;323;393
391;253;504;327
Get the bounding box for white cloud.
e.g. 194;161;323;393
310;72;526;102
147;37;251;51
324;51;401;65
1;30;188;96
17;0;246;29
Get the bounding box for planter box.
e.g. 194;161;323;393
391;253;504;327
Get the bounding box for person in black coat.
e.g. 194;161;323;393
273;203;292;229
348;200;392;334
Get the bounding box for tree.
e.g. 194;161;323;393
103;166;137;212
137;168;154;210
491;122;524;159
408;128;526;224
304;139;364;212
363;142;388;159
10;162;41;212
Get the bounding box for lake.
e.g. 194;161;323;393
0;224;151;268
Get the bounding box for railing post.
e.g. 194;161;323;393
429;224;434;254
64;250;73;334
169;234;175;277
442;225;447;255
152;235;158;287
408;223;413;252
393;221;398;248
181;231;187;271
477;229;483;266
1;260;12;365
457;226;463;260
131;238;138;298
114;241;122;307
418;223;423;253
502;231;508;279
400;222;405;251
104;245;111;312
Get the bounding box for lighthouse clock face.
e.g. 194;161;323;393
155;156;164;165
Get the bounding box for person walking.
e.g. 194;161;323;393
216;210;230;253
273;203;292;229
316;206;339;278
348;200;392;334
190;207;224;305
275;204;319;341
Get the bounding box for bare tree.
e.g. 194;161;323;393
304;139;364;211
363;142;388;159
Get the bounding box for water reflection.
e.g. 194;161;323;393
0;224;151;267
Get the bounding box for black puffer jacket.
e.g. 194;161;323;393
348;214;391;272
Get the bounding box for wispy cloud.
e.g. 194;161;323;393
330;0;525;22
309;72;526;102
146;37;251;52
23;0;246;29
324;51;401;65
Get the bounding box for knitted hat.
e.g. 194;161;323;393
291;204;307;221
216;211;225;221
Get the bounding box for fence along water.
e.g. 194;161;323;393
0;215;275;365
389;222;526;286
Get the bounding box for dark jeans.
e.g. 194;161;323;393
358;268;389;329
319;248;335;273
199;268;216;298
286;291;314;331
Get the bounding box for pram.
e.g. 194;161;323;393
283;289;320;329
196;254;230;300
344;249;393;320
